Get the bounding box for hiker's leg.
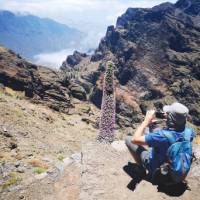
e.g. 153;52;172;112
125;136;147;165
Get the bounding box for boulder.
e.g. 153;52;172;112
60;51;88;71
69;83;87;101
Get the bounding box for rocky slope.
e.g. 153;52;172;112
61;0;200;130
0;88;100;199
0;46;91;113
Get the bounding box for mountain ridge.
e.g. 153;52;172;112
60;0;200;128
0;10;84;61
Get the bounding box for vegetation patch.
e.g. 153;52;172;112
29;159;49;169
5;87;24;98
0;172;18;190
57;154;65;161
32;167;45;174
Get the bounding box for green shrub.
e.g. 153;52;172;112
32;167;45;174
1;172;18;190
57;154;65;161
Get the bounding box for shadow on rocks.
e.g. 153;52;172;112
157;182;189;196
123;162;188;196
152;169;189;196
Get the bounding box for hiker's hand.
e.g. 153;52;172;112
143;110;155;125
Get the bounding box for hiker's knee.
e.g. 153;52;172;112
125;136;132;148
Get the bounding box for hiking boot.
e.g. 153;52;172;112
124;162;147;179
135;164;147;178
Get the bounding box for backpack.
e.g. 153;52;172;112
161;128;193;183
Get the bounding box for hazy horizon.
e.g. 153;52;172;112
0;0;177;68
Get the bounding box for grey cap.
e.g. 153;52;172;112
163;102;189;115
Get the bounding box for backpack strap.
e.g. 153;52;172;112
161;131;176;145
183;128;192;142
162;128;192;143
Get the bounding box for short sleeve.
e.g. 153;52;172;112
145;130;168;148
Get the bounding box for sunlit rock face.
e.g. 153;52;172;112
0;46;72;113
63;0;200;128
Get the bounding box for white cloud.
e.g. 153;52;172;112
33;49;74;69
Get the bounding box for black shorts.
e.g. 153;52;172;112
125;136;150;170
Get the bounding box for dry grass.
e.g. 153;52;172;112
4;87;25;98
193;134;200;145
57;154;65;161
29;159;49;170
116;87;138;109
0;172;18;190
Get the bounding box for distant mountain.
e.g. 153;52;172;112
0;10;84;60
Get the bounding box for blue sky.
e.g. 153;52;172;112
0;0;177;67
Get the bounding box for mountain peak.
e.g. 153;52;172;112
152;2;174;11
175;0;200;15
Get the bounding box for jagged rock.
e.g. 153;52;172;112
76;80;93;94
19;195;25;199
116;115;134;128
69;83;87;101
70;153;82;163
16;167;25;173
80;105;91;114
2;132;13;138
0;83;5;91
79;0;200;127
91;51;103;62
90;87;103;108
0;46;72;113
81;117;96;126
60;51;88;71
9;141;17;150
0;126;13;138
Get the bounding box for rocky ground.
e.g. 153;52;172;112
0;88;99;199
0;89;199;200
80;141;200;200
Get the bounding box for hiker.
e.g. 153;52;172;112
125;102;195;185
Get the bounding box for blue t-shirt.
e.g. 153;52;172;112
145;127;195;173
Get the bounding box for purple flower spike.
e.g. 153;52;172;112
98;61;116;143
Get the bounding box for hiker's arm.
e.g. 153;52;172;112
132;110;155;145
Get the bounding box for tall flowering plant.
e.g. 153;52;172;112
98;61;116;143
